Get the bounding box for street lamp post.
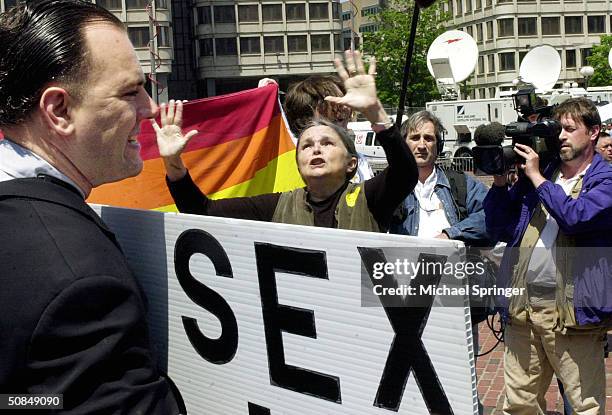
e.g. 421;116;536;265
580;66;594;90
347;0;357;52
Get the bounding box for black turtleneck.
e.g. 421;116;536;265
166;125;417;231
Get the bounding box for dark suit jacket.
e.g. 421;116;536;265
0;177;182;414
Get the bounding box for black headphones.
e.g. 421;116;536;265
436;130;445;156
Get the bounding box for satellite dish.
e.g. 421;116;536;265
608;48;612;69
427;30;479;85
519;45;561;91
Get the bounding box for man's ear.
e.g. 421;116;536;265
39;87;75;136
589;125;601;144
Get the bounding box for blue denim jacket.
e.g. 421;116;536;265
389;166;492;246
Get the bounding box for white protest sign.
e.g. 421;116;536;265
94;206;478;415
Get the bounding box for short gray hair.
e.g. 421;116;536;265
400;110;444;143
298;118;358;180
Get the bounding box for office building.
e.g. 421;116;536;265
444;0;612;98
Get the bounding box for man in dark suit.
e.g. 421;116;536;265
0;1;182;413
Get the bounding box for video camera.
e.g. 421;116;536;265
472;88;562;176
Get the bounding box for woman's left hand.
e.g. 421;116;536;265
325;50;388;125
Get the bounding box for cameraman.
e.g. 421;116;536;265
484;97;612;413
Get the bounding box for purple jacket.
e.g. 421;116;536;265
484;154;612;326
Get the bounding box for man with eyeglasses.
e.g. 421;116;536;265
597;131;612;163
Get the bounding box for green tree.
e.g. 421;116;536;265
587;35;612;87
362;0;450;108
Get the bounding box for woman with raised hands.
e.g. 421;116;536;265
153;51;417;232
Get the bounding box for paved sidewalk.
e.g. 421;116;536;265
475;317;612;414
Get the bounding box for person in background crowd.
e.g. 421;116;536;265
596;131;612;163
389;111;493;415
154;51;417;232
276;74;374;182
0;1;183;412
484;97;612;414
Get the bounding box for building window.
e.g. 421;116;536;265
478;56;484;74
564;16;583;35
475;0;481;9
156;26;170;47
489;87;496;98
361;5;380;16
485;0;492;6
342;12;351;21
359;24;379;33
240;37;260;54
262;4;282;21
264;36;284;54
332;2;341;19
587;16;605;34
499;52;515;71
238;5;259;22
541;16;560;35
214;5;236;24
126;0;148;9
309;3;329;20
127;27;149;48
334;33;342;51
479;88;486;98
216;38;237;56
3;0;17;10
287;35;307;52
518;17;536;36
311;34;330;52
199;38;213;57
487;54;495;73
581;48;592;66
343;37;351;50
497;18;514;37
477;23;483;42
466;26;473;37
566;49;576;67
197;6;211;25
465;0;472;13
519;50;528;64
155;0;167;9
456;0;462;15
97;0;121;10
287;3;306;21
486;20;493;40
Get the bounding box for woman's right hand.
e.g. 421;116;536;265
151;100;198;181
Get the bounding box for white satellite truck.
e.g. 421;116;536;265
425;36;581;159
426;97;517;158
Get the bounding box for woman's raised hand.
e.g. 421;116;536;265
325;50;388;125
151;100;198;159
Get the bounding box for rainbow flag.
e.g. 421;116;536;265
88;85;304;211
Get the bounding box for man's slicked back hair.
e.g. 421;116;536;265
0;0;125;126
